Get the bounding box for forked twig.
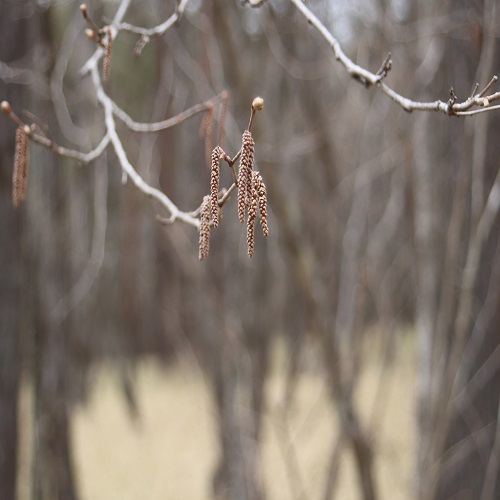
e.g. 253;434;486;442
287;0;500;116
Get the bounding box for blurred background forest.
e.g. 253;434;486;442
1;0;500;499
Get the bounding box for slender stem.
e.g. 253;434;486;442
248;107;256;131
287;0;500;116
229;163;238;185
218;183;237;208
480;76;498;97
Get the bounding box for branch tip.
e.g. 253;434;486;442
1;101;11;114
376;52;392;78
479;75;498;97
85;28;97;41
252;97;264;111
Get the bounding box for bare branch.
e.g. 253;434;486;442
90;65;200;228
2;101;110;164
79;0;133;76
111;0;191;37
111;92;227;132
479;75;498;97
287;0;500;117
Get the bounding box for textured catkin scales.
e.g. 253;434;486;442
238;130;254;223
210;147;222;227
103;30;112;81
12;126;28;208
255;172;269;237
247;172;259;257
199;195;211;260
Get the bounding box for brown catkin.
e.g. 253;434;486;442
210;147;222;228
247;172;258;257
238;130;254;223
12;126;28;208
103;30;112;81
255;172;269;237
199;195;211;260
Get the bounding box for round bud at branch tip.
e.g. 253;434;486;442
252;97;264;111
80;4;87;14
1;101;11;114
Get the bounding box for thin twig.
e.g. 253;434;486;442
2;101;111;163
111;0;191;37
111;92;226;132
479;75;498;97
218;183;237;209
287;0;500;116
91;65;200;228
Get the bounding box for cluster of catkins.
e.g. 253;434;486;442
199;128;269;260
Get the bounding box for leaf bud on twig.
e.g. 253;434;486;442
1;101;11;115
85;29;97;41
252;97;264;111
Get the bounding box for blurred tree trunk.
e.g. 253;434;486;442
0;103;20;500
13;3;79;499
436;0;500;496
0;2;36;497
411;0;500;498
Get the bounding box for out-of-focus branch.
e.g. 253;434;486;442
480;397;500;500
51;160;108;326
1;101;110;163
111;0;191;37
89;64;200;228
80;0;132;77
0;60;35;85
111;91;226;132
287;0;500;117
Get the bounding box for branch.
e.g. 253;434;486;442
111;91;226;132
90;64;200;228
111;0;191;37
79;0;133;76
1;101;110;164
287;0;500;116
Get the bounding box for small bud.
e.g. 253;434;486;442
1;101;11;114
80;4;88;14
85;28;96;41
252;97;264;111
23;125;31;135
483;98;490;107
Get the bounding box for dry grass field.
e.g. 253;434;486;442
72;334;416;500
